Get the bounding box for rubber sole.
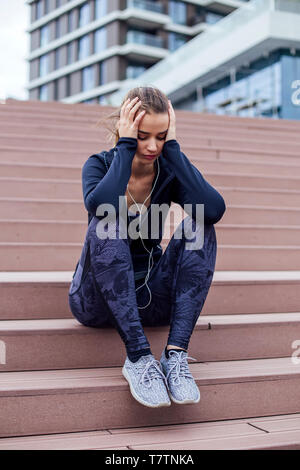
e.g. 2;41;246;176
122;366;171;408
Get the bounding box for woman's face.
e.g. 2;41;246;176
135;111;169;165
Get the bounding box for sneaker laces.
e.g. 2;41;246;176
166;350;197;386
137;359;168;389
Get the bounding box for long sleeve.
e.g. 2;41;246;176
162;139;226;225
82;137;137;216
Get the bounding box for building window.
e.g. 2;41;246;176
98;95;107;104
169;0;187;25
99;61;107;85
78;35;90;60
36;0;43;20
55;48;60;70
66;75;71;97
94;28;106;53
95;0;107;19
39;54;49;77
67;11;73;32
55;17;61;39
54;79;58;100
39;84;48;101
40;24;49;47
44;0;50;15
168;32;186;52
82;66;94;91
83;98;95;104
67;42;73;64
202;60;282;119
205;11;224;24
56;0;62;8
79;3;90;28
126;63;146;79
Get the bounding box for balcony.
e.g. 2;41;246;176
124;30;167;63
127;0;164;14
123;0;169;30
195;0;249;15
127;30;164;48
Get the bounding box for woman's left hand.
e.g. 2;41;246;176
165;100;176;142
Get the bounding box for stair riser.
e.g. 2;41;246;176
1;160;300;179
0;200;299;225
2;132;300;156
2;116;300;144
0;379;300;438
1;244;300;270
1;181;300;205
2;146;300;167
0;280;298;320
2;221;300;245
0;322;298;372
209;175;300;191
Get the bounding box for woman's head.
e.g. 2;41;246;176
104;87;170;155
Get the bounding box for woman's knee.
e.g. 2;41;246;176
176;215;216;251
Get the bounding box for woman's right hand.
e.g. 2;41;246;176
117;97;146;139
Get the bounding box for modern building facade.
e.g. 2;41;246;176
27;0;300;120
26;0;251;105
110;0;300;120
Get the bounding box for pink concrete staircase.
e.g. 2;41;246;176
0;99;300;449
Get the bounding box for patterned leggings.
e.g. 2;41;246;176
68;214;217;356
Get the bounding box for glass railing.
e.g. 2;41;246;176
127;30;164;48
127;0;164;14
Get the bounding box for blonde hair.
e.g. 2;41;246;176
100;86;169;146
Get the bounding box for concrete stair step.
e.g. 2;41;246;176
217;224;300;245
216;187;300;207
0;413;300;450
2;219;300;245
1;241;300;271
2;143;300;167
2;118;300;146
0;197;87;220
5;99;300;132
2;131;300;155
1;173;300;199
1;197;300;225
0;271;299;320
0;313;299;372
0;357;300;437
1;158;300;180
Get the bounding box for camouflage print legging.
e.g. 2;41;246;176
68;214;217;356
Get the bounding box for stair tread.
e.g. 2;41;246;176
0;357;299;395
1;270;300;283
1;313;300;333
2;413;300;450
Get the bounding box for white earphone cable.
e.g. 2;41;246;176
126;158;160;309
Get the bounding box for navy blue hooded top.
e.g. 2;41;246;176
82;137;226;280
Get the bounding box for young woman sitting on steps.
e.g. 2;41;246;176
68;86;226;408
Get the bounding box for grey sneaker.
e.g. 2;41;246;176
160;349;200;404
122;354;171;408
